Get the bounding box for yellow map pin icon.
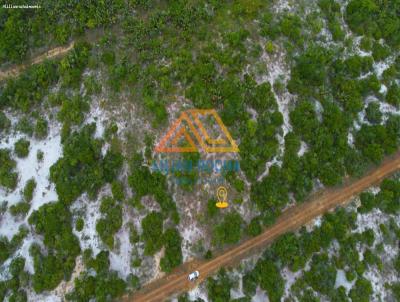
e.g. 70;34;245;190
216;186;229;208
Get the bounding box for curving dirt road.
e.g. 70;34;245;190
0;42;75;82
128;152;400;302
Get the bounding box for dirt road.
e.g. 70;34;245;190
0;42;75;82
128;152;400;302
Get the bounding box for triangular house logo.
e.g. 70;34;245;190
155;109;239;153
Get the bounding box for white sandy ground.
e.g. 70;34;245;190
0;101;136;300
0;113;62;267
174;184;208;261
229;270;245;300
86;101;106;139
179;224;204;262
274;0;294;13
251;287;269;302
0;112;63;301
110;227;133;279
335;269;355;292
187;283;209;301
0;113;61;215
24;102;132;300
298;141;309;156
284;261;315;301
71;192;104;257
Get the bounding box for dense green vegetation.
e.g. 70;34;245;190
238;81;283;181
0;60;59;111
34;117;48;139
0;257;29;302
9;201;30;217
252;18;400;223
345;0;400;48
139;211;183;273
60;42;91;88
241;257;285;302
28;202;80;292
355;116;400;164
57;95;90;126
141;211;164;256
66;250;126;301
0;226;28;265
16;117;34;136
358;178;400;214
212;211;243;247
319;0;345;41
160;228;183;273
206;269;234;302
14;138;30;158
96;196;122;249
0;2;121;63
0;148;18;190
129;153;179;222
0;112;11;133
365;102;382;124
50;123;123;204
387;83;400;106
23;178;36;202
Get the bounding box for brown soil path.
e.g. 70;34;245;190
0;41;75;82
127;152;400;302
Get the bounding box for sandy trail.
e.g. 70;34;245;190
0;41;75;82
127;152;400;302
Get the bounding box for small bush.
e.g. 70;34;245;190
111;181;124;201
23;178;36;202
101;51;116;66
0;149;18;190
34;117;48;139
84;76;102;95
16;117;33;136
14;138;30;158
0;201;8;215
359;37;373;52
76;218;84;232
372;42;391;61
57;95;90;126
0;112;11;133
96;197;122;248
386;84;400;106
143;96;168;127
37;150;44;162
365;102;382;124
160;228;182;272
9;202;30;217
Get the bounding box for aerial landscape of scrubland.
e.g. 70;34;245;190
0;0;400;301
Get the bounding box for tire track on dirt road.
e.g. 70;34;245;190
128;152;400;302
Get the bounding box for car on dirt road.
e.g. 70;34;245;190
188;271;200;281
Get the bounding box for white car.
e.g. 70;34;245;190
188;270;200;281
